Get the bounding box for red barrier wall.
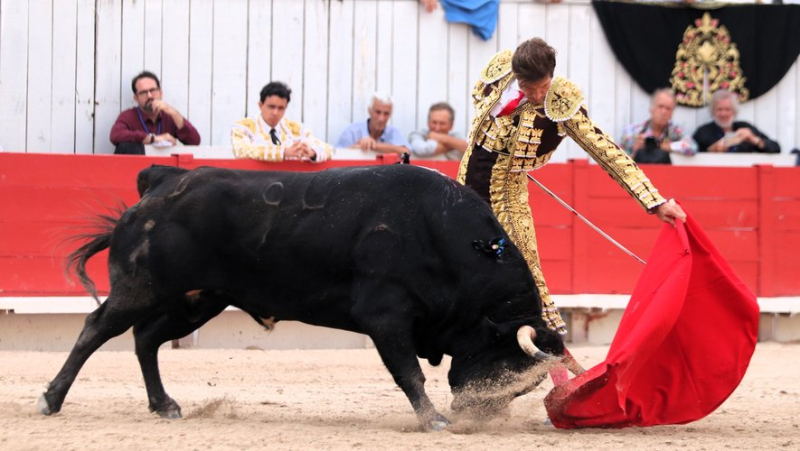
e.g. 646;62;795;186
2;153;798;297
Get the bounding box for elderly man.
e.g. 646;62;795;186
693;90;780;153
620;88;696;163
458;38;686;387
231;81;331;162
409;102;468;161
110;71;201;154
336;92;410;155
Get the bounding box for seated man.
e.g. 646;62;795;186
619;88;696;163
232;82;331;162
408;102;468;161
693;90;780;153
336;92;410;155
110;71;201;154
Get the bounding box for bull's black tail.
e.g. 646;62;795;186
66;209;124;305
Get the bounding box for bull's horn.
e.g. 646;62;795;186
517;325;547;358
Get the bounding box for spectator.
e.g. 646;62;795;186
693;90;780;153
110;71;201;154
619;88;696;164
408;102;468;160
336;92;410;155
231;82;331;162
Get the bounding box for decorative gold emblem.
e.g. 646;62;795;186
671;13;749;107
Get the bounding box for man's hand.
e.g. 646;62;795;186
285;141;315;161
655;199;687;226
149;100;186;129
632;134;646;152
355;137;377;152
154;133;177;146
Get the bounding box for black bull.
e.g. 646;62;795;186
39;164;566;430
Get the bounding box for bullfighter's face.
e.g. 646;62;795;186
518;76;552;105
259;95;288;129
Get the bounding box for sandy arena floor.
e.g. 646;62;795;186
0;343;798;450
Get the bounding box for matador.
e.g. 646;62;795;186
458;38;686;336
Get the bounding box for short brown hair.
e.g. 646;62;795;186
512;38;557;83
428;102;455;123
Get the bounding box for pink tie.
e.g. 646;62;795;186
497;90;525;117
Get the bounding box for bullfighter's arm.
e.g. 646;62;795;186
563;107;666;212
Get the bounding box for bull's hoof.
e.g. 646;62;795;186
38;394;54;415
156;408;182;419
423;413;451;432
150;397;182;419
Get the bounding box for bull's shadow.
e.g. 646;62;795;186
39;164;572;431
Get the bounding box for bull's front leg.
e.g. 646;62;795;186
352;285;449;431
370;334;450;431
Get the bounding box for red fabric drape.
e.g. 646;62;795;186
545;214;759;428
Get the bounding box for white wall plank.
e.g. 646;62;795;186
546;5;569;80
327;0;354;144
775;63;796;151
210;0;248;146
94;0;122;154
245;0;271;119
517;4;546;42
563;3;591;160
161;0;190;118
497;3;519;59
144;0;163;76
0;0;28;152
448;24;470;139
188;0;213;145
417;3;448;131
391;1;419;137
375;0;393;95
754;84;779;143
120;0;144;111
26;0;53;153
74;0;95;154
51;0;78;154
466;22;499;126
351;0;377;126
587;10;616;153
302;0;330;140
271;0;305;121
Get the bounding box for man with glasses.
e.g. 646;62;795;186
110;71;201;154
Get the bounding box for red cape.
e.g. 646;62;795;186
544;214;759;428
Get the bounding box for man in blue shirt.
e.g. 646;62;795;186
336;92;410;155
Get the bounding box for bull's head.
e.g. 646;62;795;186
448;321;566;420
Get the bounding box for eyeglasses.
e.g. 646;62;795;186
136;87;161;97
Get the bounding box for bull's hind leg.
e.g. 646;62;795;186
352;282;449;432
133;292;228;418
39;295;150;415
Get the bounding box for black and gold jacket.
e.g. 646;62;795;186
457;50;666;212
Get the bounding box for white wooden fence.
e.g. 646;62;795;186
1;0;798;159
